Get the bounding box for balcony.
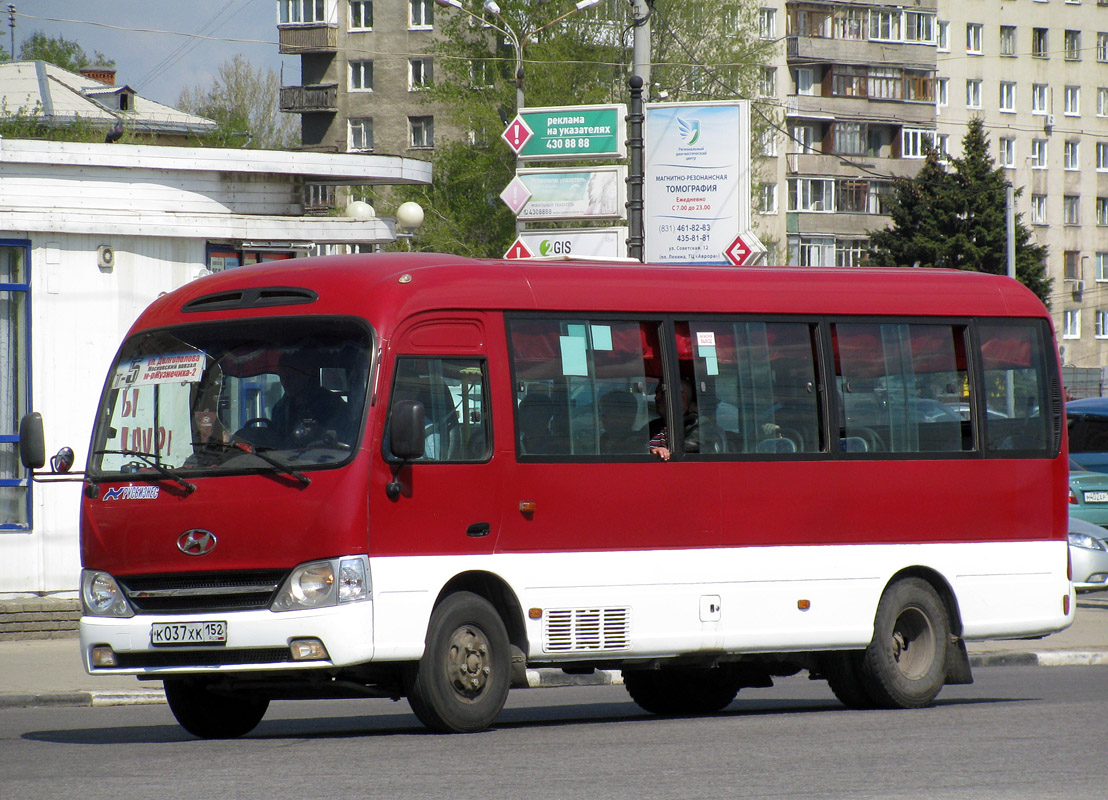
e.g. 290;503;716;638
278;24;338;54
280;84;338;113
787;93;936;127
786;35;935;70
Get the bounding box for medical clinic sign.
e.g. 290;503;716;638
644;101;753;265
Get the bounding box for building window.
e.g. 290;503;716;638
1064;195;1081;225
1065;251;1082;281
966;22;983;54
1031;139;1048;168
759;7;776;39
935;134;950;160
905;12;934;43
409;115;434;148
1032;28;1048;58
1098;198;1108;226
348;0;372;29
902;128;934;158
796;67;815;96
349;59;373;91
759;128;778;157
409;57;433;90
869;9;901;42
1031;194;1048;225
1098;142;1108;171
1065;86;1080;116
999;82;1016;112
1032;84;1048;114
409;0;433;29
759;183;777;214
966;79;981;109
936;20;949;51
936;77;948;107
279;0;327;24
1000;25;1016;56
1099;88;1108;117
1098;253;1108;282
1063;309;1081;340
760;67;777;97
834;121;867;156
1099;32;1108;62
1096;311;1108;339
0;241;30;530
791;124;818;154
999;137;1016;168
789;235;835;267
1065;140;1080;170
788;178;834;212
348;117;373;151
1065;30;1081;60
836;239;869;267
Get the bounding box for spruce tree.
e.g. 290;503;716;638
868;118;1051;305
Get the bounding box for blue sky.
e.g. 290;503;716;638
15;1;295;105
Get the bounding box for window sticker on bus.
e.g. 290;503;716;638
559;335;589;376
697;331;716;348
591;325;613;351
112;352;205;389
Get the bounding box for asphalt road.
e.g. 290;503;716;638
2;665;1107;800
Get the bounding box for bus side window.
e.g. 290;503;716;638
687;320;821;456
979;322;1049;454
386;357;490;462
508;318;658;459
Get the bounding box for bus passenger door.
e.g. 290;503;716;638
371;314;504;559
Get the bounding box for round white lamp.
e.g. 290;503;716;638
396;201;425;231
345;199;375;220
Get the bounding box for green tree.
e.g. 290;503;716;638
18;31;114;72
395;0;776;257
177;54;298;149
867;118;1051;305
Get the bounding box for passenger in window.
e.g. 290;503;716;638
598;390;641;454
648;377;703;460
272;350;350;446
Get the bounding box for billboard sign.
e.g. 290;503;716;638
502;166;627;221
504;228;626;260
644;101;752;265
504;105;627;160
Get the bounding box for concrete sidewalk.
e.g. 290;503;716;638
2;593;1106;710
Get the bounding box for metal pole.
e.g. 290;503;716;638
626;76;644;261
630;0;651;96
8;5;15;59
1006;185;1016;279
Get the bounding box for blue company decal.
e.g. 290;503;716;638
103;486;161;501
677;117;700;146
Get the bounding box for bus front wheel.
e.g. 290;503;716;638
861;578;950;709
404;591;511;733
163;679;269;739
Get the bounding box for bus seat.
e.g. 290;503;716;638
757;437;797;454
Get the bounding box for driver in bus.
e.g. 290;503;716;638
272;350;350;447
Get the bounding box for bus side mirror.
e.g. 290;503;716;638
389;400;426;461
19;413;46;470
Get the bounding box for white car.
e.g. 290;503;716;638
1069;514;1108;593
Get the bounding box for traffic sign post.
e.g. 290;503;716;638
503;105;626;161
724;232;767;266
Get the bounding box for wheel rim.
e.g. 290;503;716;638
445;624;492;702
890;605;936;680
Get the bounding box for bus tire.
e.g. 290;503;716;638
860;578;950;709
820;651;877;710
163;679;269;739
404;591;511;733
623;667;739;715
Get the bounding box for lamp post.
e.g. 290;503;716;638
435;0;603;110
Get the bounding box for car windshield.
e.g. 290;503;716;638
89;317;372;478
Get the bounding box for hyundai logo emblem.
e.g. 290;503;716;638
177;529;217;556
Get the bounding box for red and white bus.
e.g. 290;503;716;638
22;253;1072;736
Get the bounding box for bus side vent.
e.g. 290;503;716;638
542;607;631;653
182;286;318;313
1050;374;1064;454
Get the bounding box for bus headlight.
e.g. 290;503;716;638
81;570;134;618
272;556;371;612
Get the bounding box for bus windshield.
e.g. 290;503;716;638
89;317;372;478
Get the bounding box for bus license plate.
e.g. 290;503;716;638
151;621;227;646
1085;491;1108;503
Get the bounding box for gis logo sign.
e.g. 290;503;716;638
677;117;701;146
539;239;572;256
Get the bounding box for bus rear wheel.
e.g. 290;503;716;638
860;578;950;709
623;666;740;715
163;679;269;739
820;651;877;710
404;591;511;733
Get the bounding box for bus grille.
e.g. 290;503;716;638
543;607;631;653
118;571;288;614
112;647;295;669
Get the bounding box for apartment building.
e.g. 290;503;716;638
277;0;1108;372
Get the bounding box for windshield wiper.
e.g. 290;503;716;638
94;450;197;495
195;441;311;487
